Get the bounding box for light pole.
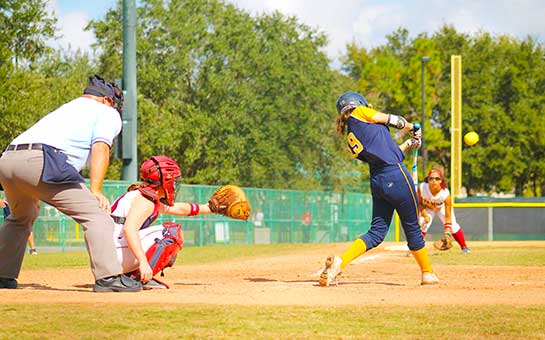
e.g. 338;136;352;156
421;56;430;179
121;0;138;182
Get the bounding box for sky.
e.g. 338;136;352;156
47;0;545;64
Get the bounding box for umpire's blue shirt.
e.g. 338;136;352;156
11;97;121;171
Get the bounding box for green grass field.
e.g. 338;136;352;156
4;243;545;339
2;304;544;339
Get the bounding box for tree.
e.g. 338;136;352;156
0;0;56;69
88;0;345;190
340;24;545;196
0;0;60;148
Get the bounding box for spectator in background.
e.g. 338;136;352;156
301;211;312;243
1;197;37;254
1;197;8;218
27;232;38;255
252;208;264;228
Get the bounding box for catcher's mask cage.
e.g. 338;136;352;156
140;156;181;206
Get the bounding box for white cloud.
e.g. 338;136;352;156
46;0;96;54
352;3;406;48
56;11;95;52
47;0;545;62
228;0;545;61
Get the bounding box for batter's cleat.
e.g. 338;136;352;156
0;277;18;289
93;274;142;292
29;248;38;255
461;247;471;254
143;278;168;290
319;255;342;287
421;272;440;285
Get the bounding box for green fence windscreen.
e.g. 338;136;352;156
2;181;381;251
4;182;544;252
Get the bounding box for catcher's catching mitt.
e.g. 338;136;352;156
434;234;453;251
208;184;251;221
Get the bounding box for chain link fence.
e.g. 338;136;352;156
2;181;379;251
3;181;544;252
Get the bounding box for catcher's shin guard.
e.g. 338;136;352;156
146;222;184;277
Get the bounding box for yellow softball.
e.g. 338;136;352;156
464;131;479;146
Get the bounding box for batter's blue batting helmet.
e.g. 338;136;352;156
336;92;369;115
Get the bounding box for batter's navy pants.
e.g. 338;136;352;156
360;163;425;251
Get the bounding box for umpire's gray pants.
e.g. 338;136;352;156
0;149;122;280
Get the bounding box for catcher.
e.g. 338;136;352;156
417;168;471;253
110;155;250;289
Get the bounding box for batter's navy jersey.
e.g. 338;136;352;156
342;105;423;251
345;106;405;173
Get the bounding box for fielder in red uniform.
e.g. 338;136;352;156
417;168;471;253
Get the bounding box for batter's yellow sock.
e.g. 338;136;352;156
340;238;367;269
411;246;433;273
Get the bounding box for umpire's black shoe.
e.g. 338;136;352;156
0;277;17;289
93;274;142;292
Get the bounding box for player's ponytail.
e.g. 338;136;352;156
336;112;350;134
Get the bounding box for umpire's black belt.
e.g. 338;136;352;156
6;143;44;151
111;215;126;224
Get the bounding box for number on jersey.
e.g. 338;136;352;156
346;132;363;157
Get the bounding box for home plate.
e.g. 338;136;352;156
351;254;381;264
384;244;410;251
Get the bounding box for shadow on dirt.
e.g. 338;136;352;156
244;277;405;286
17;282;91;292
172;282;212;286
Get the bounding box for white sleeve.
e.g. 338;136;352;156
92;108;122;146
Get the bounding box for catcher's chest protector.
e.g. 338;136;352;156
146;222;184;276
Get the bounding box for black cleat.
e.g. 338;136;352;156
0;277;18;289
93;274;142;292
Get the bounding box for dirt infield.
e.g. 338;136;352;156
3;241;545;306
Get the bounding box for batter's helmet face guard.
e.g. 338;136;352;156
336;92;370;115
140;156;182;206
83;74;124;114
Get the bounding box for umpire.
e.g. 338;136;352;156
0;75;141;292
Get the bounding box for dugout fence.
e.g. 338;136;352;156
452;198;545;241
398;197;545;242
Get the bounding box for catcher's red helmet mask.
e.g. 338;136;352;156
140;156;181;206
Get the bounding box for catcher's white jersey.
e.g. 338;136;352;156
111;190;165;273
418;183;460;233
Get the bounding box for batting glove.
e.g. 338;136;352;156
406;137;422;149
